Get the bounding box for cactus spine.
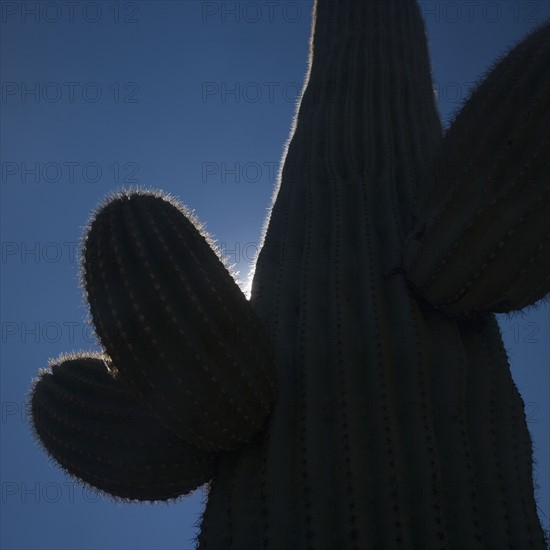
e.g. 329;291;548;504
30;1;549;548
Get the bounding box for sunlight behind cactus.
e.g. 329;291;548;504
30;1;549;548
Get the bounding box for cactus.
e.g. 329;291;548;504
29;1;549;548
81;192;276;452
31;353;216;501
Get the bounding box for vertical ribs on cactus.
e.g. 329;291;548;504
29;1;549;548
403;22;550;317
82;191;277;453
30;353;216;501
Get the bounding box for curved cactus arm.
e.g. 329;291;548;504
403;22;550;318
30;353;216;502
82;190;276;452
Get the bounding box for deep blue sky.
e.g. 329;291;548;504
1;1;549;549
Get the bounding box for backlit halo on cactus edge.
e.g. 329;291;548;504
29;2;549;548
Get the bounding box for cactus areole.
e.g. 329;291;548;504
30;1;550;548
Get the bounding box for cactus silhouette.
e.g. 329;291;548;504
30;1;549;548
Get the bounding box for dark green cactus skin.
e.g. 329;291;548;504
30;354;215;501
82;192;276;452
29;0;549;548
198;2;549;548
404;22;550;317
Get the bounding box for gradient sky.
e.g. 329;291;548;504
1;1;549;549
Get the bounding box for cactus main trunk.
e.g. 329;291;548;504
196;1;546;548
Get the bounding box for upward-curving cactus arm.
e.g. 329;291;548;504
29;190;278;502
30;353;216;501
82;191;277;453
403;22;550;317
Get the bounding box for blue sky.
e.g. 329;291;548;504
1;1;548;548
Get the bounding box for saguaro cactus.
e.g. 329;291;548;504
30;1;549;548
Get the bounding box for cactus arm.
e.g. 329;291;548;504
30;353;216;501
403;22;550;317
82;190;277;452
